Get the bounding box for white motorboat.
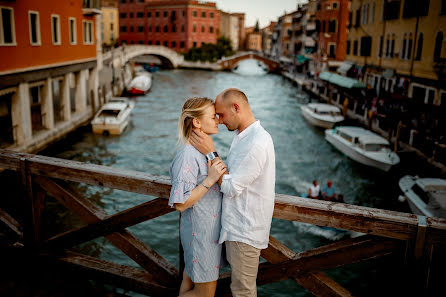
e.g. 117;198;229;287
91;97;135;135
325;126;400;171
301;103;344;129
128;73;152;95
398;175;446;219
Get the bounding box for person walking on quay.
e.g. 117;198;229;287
168;97;227;297
190;88;276;297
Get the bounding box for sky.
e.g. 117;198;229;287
213;0;308;28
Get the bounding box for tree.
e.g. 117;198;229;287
254;20;260;33
184;37;235;62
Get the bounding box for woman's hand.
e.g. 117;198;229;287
207;160;226;184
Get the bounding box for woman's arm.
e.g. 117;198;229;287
175;159;226;212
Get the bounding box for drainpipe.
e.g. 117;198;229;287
409;2;420;77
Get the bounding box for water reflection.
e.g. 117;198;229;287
232;58;268;76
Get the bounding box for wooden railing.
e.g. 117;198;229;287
0;149;445;296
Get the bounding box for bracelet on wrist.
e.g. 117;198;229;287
200;182;210;190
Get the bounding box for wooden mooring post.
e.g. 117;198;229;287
0;149;445;296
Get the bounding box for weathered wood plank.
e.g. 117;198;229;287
0;149;172;198
35;176;179;286
45;198;174;250
0;208;23;238
2;150;446;242
41;250;176;297
261;236;353;297
257;235;400;285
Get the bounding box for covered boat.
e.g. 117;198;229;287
301;103;344;129
91;97;135;135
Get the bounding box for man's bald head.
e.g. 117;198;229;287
216;88;249;107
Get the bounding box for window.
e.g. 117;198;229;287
129;12;134;18
69;17;76;45
193;41;197;47
120;13;126;18
209;26;213;33
148;25;152;32
353;40;358;55
155;40;160;45
138;40;143;44
83;20;93;44
346;40;351;55
172;41;176;48
401;33;407;59
403;0;429;18
193;24;196;33
355;9;360;27
155;11;160;17
121;25;127;32
148;40;152;45
201;11;206;18
193;11;197;17
348;12;352;28
163;41;167;46
360;36;372;56
0;7;15;45
407;33;413;59
210;12;214;18
130;25;133;32
322;20;326;32
147;12;151;18
370;2;375;24
182;10;185;17
172;25;176;32
164;11;168;17
328;43;336;57
383;0;400;20
181;24;185;32
441;0;446;15
434;31;443;61
29;11;41;45
137;12;143;18
415;33;423;61
385;34;390;57
51;15;61;45
164;25;168;33
180;41;185;48
138;26;143;32
155;25;159;32
332;2;338;9
328;19;336;33
378;35;383;57
362;3;369;24
201;25;205;33
410;84;436;104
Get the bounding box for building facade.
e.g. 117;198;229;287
220;11;240;51
315;0;350;70
346;0;446;106
101;6;119;46
119;0;220;53
0;0;101;152
261;21;276;55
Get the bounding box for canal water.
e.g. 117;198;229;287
37;61;416;296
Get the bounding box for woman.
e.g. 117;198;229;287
169;97;226;297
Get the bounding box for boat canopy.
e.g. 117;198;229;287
307;103;340;112
319;71;366;89
336;126;389;145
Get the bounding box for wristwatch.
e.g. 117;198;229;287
205;151;219;161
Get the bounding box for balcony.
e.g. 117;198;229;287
82;0;101;16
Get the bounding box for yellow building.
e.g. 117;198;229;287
100;6;119;46
246;32;262;52
346;0;446;106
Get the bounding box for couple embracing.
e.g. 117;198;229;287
168;88;276;297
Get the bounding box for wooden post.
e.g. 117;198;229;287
20;157;44;252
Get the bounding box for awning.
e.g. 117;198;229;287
305;37;316;47
337;61;354;75
279;56;293;63
327;60;343;67
296;54;311;64
318;71;366;89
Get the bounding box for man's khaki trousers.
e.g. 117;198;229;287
225;241;261;297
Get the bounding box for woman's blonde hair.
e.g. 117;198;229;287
178;97;214;143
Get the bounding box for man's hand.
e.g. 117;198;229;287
189;128;216;155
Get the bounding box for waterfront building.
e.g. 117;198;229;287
100;1;119;47
261;21;276;55
245;25;262;52
0;0;102;152
232;13;246;51
314;0;351;71
346;0;446;107
118;0;220;53
219;11;241;51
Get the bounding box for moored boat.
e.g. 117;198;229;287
325;126;400;171
398;175;446;219
128;73;152;95
301;103;344;129
91;97;135;136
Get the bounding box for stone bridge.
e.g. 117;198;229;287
218;52;280;72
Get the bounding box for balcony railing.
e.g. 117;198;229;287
82;0;101;15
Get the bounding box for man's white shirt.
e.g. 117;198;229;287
219;120;275;249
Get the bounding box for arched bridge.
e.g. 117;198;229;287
218;52;280;72
103;45;184;69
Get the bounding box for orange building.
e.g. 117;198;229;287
0;0;102;153
315;0;350;69
0;0;98;73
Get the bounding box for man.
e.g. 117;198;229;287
190;88;275;297
308;180;320;199
322;180;336;201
